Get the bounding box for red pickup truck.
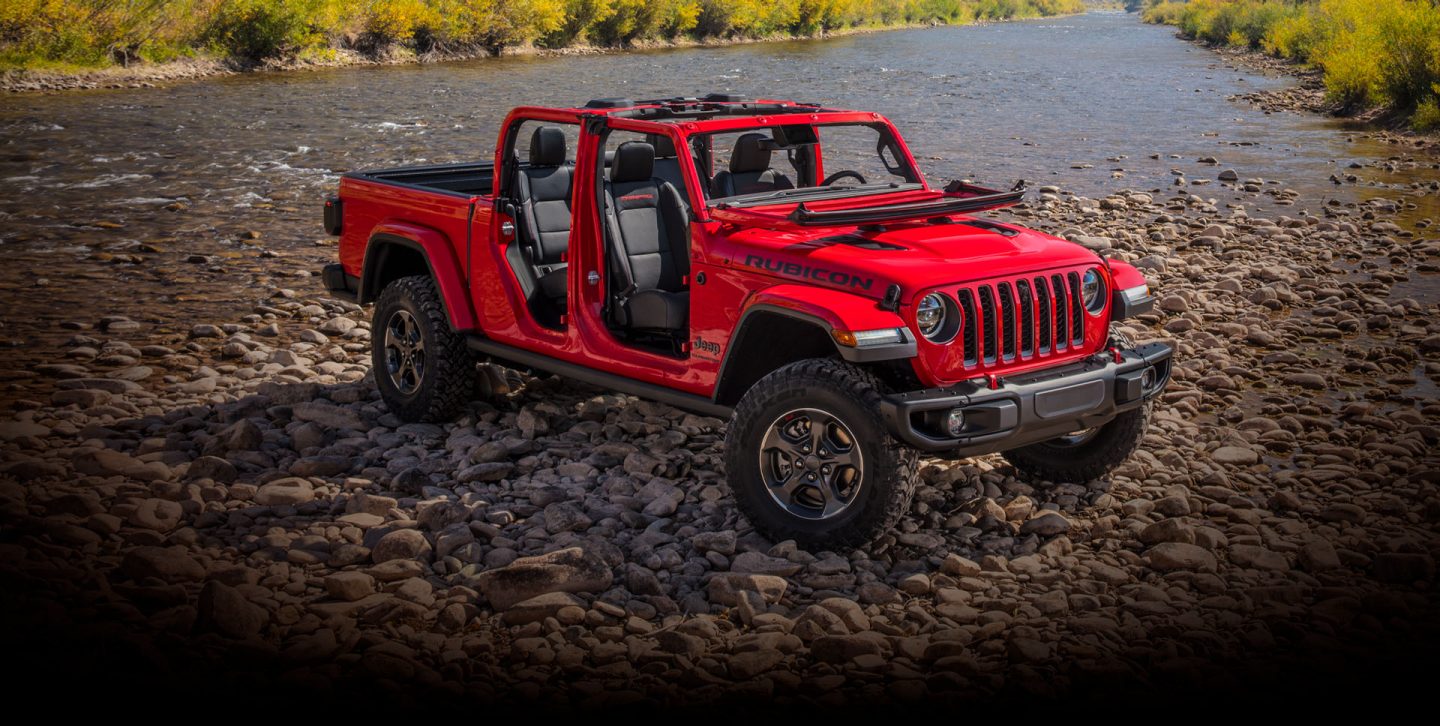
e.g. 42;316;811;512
321;94;1172;547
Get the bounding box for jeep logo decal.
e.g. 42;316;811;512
742;255;874;291
692;336;721;357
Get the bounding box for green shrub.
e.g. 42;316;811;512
1413;94;1440;132
204;0;323;60
1374;0;1440;110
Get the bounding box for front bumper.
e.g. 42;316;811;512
879;341;1174;455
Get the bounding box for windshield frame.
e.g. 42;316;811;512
696;120;925;207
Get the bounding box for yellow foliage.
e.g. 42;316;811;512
1;0;1085;68
365;0;435;41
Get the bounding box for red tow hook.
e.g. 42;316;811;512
1109;347;1124;365
986;374;1001;390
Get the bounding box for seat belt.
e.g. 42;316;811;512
514;175;542;267
603;186;638;303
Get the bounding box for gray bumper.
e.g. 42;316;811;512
879;342;1174;455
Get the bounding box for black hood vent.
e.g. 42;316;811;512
815;234;905;251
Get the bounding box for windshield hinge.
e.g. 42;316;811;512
878;284;901;312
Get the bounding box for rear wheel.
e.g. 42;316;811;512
725;358;919;550
371;275;476;422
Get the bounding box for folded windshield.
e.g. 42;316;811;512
693;122;922;204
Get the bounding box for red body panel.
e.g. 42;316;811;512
337;177;482;332
334;100;1147;399
1108;259;1148;292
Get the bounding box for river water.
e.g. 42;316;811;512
0;10;1433;373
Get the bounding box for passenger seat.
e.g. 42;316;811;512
515;126;572;302
604;141;689;332
710;132;794;197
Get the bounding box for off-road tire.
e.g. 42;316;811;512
725;358;920;550
1001;329;1152;482
371;275;475;422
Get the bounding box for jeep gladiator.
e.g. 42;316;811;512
321;94;1173;547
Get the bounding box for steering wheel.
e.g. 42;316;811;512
821;170;867;186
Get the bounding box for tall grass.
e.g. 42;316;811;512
0;0;1084;71
1142;0;1440;131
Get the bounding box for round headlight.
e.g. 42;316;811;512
1082;268;1106;313
916;293;946;338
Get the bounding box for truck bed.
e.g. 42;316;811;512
347;161;496;196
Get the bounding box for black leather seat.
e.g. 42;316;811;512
710;132;794;197
604;141;689;332
515;126;572;301
646;133;689;207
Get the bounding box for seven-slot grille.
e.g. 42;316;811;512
948;270;1089;369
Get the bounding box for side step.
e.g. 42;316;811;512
465;336;734;419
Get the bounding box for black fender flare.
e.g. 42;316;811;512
358;228;480;332
712;304;916;406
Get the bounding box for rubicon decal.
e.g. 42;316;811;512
742;255;874;291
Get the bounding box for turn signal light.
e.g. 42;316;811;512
833;328;906;348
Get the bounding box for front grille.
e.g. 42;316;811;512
998;282;1016;361
978;287;996;363
958;290;978;366
1016;280;1034;356
1035;277;1052;354
953;269;1089;371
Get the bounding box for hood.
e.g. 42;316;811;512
713;217;1102;299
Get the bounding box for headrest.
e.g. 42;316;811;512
730;132;773;173
611;141;654;183
646;133;677;159
529;126;566;167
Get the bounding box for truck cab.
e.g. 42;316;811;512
322;94;1172;548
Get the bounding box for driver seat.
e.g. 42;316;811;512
604;141;690;333
710;133;794;197
515;126;572;303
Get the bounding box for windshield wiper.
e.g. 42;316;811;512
714;182;922;209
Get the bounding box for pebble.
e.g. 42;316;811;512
1146;543;1218;571
255;477;315;506
471;547;612;610
1212;446;1259;465
324;572;377;601
371;529;432;564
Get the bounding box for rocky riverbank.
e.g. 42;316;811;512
1192;39;1440;143
2;172;1436;708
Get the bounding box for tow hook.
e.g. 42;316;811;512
1109;347;1124;364
986;374;1001;390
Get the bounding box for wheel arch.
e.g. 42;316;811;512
713;286;916;407
360;225;479;332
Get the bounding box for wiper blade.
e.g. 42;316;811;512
715;182;922;209
714;186;825;205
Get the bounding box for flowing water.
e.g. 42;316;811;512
0;10;1434;377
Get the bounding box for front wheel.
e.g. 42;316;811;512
371;275;476;422
1000;403;1149;483
1003;328;1152;483
724;358;919;550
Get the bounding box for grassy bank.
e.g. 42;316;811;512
1140;0;1440;131
0;0;1083;75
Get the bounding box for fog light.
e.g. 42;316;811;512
946;408;966;437
1141;367;1157;392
